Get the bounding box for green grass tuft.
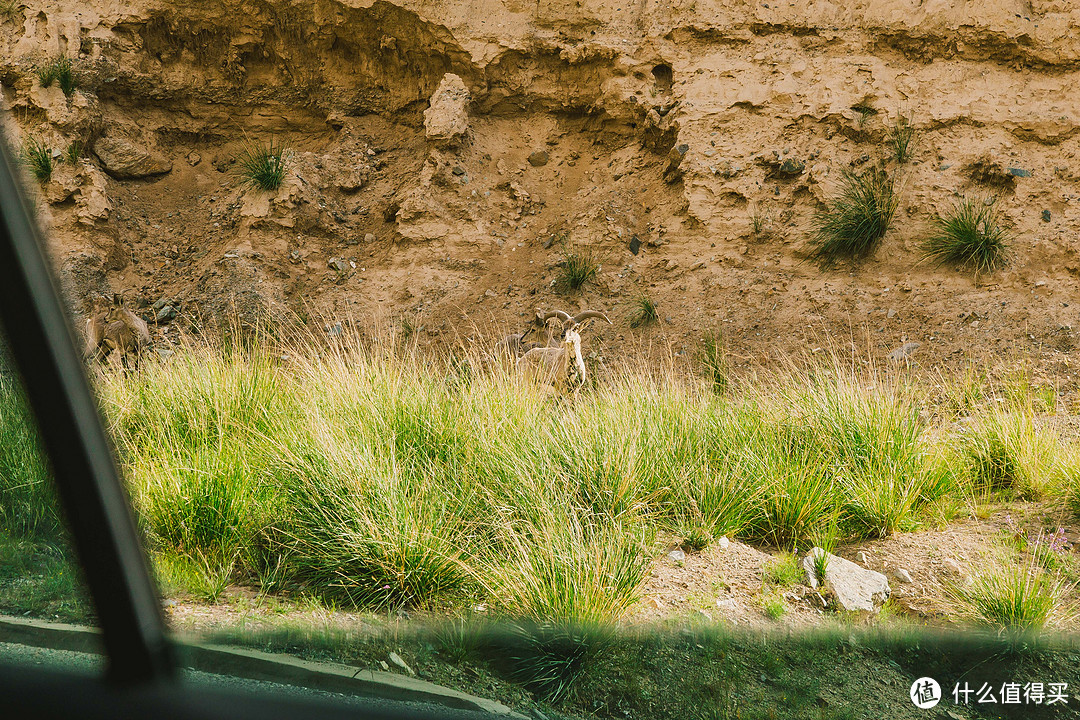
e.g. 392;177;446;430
809;167;898;267
946;552;1074;631
557;243;599;291
629;293;659;327
22;137;53;183
750;205;768;236
64;140;82;165
762;552;802;587
0;0;22;21
954;409;1058;500
236;140;290;191
506;622;602;702
921;197;1010;275
38;56;77;95
887;115;916;164
698;331;727;395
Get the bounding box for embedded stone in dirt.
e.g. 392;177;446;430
527;150;549;167
894;568;914;583
802;547;890;613
92;136;173;179
888;341;921;362
388;651;415;676
423;73;470;147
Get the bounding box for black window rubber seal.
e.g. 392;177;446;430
0;136;175;685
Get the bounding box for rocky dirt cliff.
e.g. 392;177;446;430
3;0;1080;389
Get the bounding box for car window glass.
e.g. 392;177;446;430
0;339;102;672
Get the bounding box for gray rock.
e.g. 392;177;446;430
628;235;641;255
364;233;376;243
155;305;177;323
152;297;169;311
667;549;686;562
1006;167;1032;178
716;598;737;612
92;136;172;179
1042;209;1052;222
388;651;415;676
888;341;921;361
894;568;914;583
718;536;730;549
328;258;350;274
942;558;962;575
802;547;890;613
527;151;549;167
326;323;343;337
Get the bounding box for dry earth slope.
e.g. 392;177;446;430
2;0;1080;386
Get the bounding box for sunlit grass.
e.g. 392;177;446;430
946;551;1075;631
0;332;1077;626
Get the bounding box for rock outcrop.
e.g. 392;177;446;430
423;74;470;148
803;548;890;614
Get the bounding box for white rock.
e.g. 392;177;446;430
719;536;730;549
667;549;686;562
894;568;914;583
942;558;962;575
802;547;890;613
388;651;415;676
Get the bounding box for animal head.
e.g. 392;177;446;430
89;293;111;315
538;308;612;332
104;294;128;322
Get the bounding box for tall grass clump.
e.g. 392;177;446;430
83;330;1060;624
698;330;727;395
101;347;299;591
479;513;652;623
273;441;475;609
809;166;898;266
557;242;599;291
887;115;915;164
629;293;659;327
749;363;952;541
236;140;290;191
946;552;1075;632
953;409;1058;500
38;56;77;95
921;197;1010;275
22;137;52;183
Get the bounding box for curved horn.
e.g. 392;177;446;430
541;310;572;323
571;310;612;325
